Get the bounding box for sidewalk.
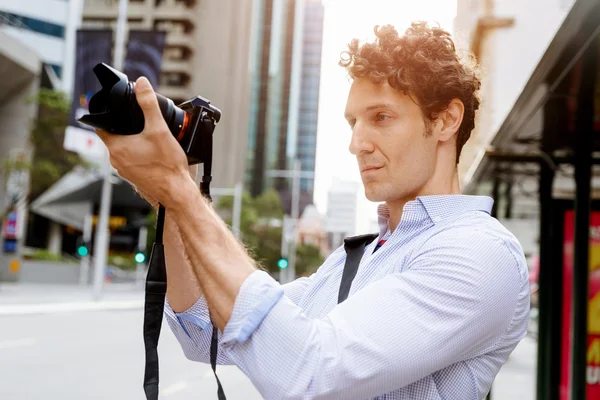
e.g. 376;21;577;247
491;335;537;399
0;282;145;315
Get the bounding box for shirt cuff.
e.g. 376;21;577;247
165;295;212;335
221;270;284;347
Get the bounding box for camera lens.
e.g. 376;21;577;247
79;63;190;142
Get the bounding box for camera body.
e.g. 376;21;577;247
77;63;221;165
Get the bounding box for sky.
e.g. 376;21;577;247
312;0;458;228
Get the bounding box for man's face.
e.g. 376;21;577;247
344;78;439;203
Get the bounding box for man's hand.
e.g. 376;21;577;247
96;77;195;209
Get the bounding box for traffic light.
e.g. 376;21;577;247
76;237;90;257
277;257;288;269
134;249;146;264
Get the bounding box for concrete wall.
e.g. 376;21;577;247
18;260;81;284
13;260;137;285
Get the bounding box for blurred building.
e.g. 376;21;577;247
245;0;324;214
81;0;253;190
0;0;67;85
453;0;576;257
455;0;575;193
296;204;329;256
325;178;358;250
0;27;43;281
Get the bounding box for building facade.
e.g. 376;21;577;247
0;0;68;83
325;178;358;250
245;0;324;214
81;0;254;190
455;0;575;189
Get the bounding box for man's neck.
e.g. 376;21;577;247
387;169;461;232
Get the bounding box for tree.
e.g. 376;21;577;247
215;189;327;276
216;188;285;272
1;89;88;204
0;89;88;227
27;89;88;199
295;243;325;277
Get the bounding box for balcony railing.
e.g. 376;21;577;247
83;0;148;19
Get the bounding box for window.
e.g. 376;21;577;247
0;12;65;38
47;63;62;79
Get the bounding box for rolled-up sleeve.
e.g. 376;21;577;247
164;270;317;365
164;295;234;364
215;229;527;400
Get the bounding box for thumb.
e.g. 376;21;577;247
134;77;167;132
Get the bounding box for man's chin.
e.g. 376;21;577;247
363;186;386;203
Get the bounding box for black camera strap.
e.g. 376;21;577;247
143;205;167;400
338;234;378;304
142;116;227;400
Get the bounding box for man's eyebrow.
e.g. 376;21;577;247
344;103;396;120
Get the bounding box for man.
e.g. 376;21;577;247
97;22;529;400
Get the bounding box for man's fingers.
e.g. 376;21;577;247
134;77;167;132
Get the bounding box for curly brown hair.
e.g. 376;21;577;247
339;22;481;164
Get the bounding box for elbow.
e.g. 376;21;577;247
179;339;205;362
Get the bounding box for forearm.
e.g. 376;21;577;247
170;184;255;330
164;213;203;312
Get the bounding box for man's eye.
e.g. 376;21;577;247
376;114;390;122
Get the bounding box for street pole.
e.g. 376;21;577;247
266;160;314;283
92;0;128;300
210;186;243;239
280;216;290;283
136;225;148;287
288;159;301;282
232;182;243;239
79;214;93;286
62;0;83;95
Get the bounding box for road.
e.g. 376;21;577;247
0;284;537;399
0;307;262;400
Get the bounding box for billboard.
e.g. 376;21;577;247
123;29;167;88
560;210;600;398
63;29;113;159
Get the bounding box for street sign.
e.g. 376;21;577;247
9;258;20;273
3;238;17;254
63;126;107;158
2;211;17;239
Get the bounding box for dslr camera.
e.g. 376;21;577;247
78;63;221;165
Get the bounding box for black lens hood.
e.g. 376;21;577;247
78;63;145;135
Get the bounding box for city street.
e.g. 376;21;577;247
0;284;261;400
0;284;537;399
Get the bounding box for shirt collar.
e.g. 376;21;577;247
377;195;494;236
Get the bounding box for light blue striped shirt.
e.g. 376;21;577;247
165;195;530;399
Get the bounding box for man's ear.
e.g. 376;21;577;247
438;99;464;142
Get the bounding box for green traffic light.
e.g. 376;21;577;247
77;246;89;257
277;258;288;269
135;252;146;264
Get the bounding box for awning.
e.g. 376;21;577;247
30;166;150;230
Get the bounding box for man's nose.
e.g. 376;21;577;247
349;124;375;155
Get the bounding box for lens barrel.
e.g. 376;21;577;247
79;63;188;140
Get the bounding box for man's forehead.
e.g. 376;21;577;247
344;80;399;118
